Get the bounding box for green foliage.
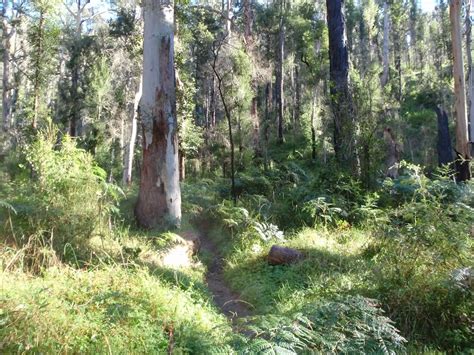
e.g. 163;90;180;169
0;200;16;214
0;266;234;353
1;128;123;264
253;221;285;242
302;197;347;228
243;296;406;354
372;167;474;349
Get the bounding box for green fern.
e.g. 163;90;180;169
0;200;16;214
241;296;406;355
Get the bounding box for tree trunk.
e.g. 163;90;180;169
32;10;45;130
450;0;471;181
243;0;253;45
264;82;271;169
179;149;185;181
69;51;81;137
225;0;232;36
311;87;317;160
210;75;216;128
326;0;356;169
434;106;454;166
394;31;402;102
381;0;390;88
383;127;400;179
135;0;181;228
2;0;11;131
123;76;142;185
276;13;285;143
251;97;260;156
466;2;474;143
294;64;301;131
212;57;236;204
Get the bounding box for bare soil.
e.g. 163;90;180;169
199;234;253;321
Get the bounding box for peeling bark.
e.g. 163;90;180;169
135;0;181;228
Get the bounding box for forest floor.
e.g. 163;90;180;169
199;232;253;321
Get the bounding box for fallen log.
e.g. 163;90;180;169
268;245;303;265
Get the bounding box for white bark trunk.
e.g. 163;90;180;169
136;0;181;227
123;76;142;185
226;0;232;36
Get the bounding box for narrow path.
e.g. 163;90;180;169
199;234;252;321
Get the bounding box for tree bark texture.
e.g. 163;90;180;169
383;128;400;179
381;0;390;88
123;76;142;185
243;0;253;45
276;15;285;143
466;2;474;142
311;87;317;160
326;0;356;168
2;0;11;131
32;10;45;130
135;0;181;228
434;106;454;167
225;0;232;36
251;97;260;156
450;0;471;181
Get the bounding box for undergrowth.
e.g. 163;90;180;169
1;132;472;354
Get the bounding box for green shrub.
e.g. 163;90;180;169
242;296;406;354
0;266;234;353
1;129;122;264
372;170;474;350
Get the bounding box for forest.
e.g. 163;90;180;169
0;0;473;353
